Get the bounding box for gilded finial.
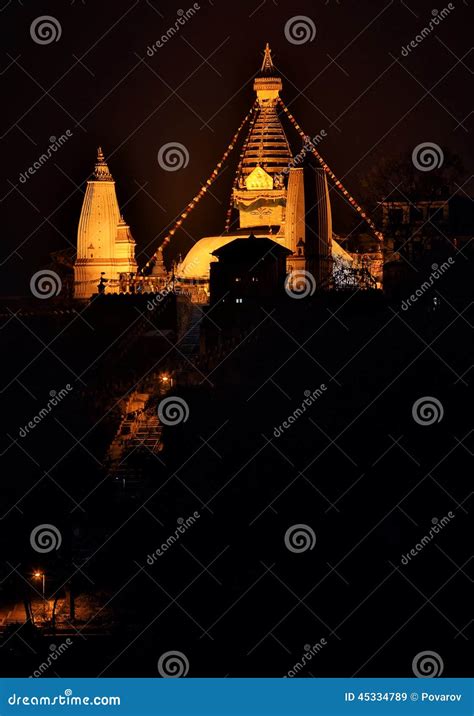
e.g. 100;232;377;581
93;146;113;180
261;42;274;72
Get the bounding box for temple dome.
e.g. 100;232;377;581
178;234;353;280
177;235;243;279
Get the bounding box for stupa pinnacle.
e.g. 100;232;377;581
254;42;283;99
260;43;274;73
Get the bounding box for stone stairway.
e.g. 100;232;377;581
106;408;163;492
128;414;162;453
179;304;204;357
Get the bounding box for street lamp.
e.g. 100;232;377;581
159;372;173;388
33;571;46;620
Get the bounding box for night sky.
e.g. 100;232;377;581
2;0;472;294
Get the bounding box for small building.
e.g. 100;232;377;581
381;195;474;298
209;234;291;307
381;195;473;259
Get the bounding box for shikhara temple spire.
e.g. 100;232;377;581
94;146;113;181
74;147;137;297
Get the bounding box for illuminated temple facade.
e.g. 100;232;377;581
74;148;137;298
73;46;376;299
178;44;348;287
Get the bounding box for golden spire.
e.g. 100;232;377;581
94;146;113;181
254;43;282;99
261;42;274;74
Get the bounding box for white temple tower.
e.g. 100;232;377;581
74;148;137;298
